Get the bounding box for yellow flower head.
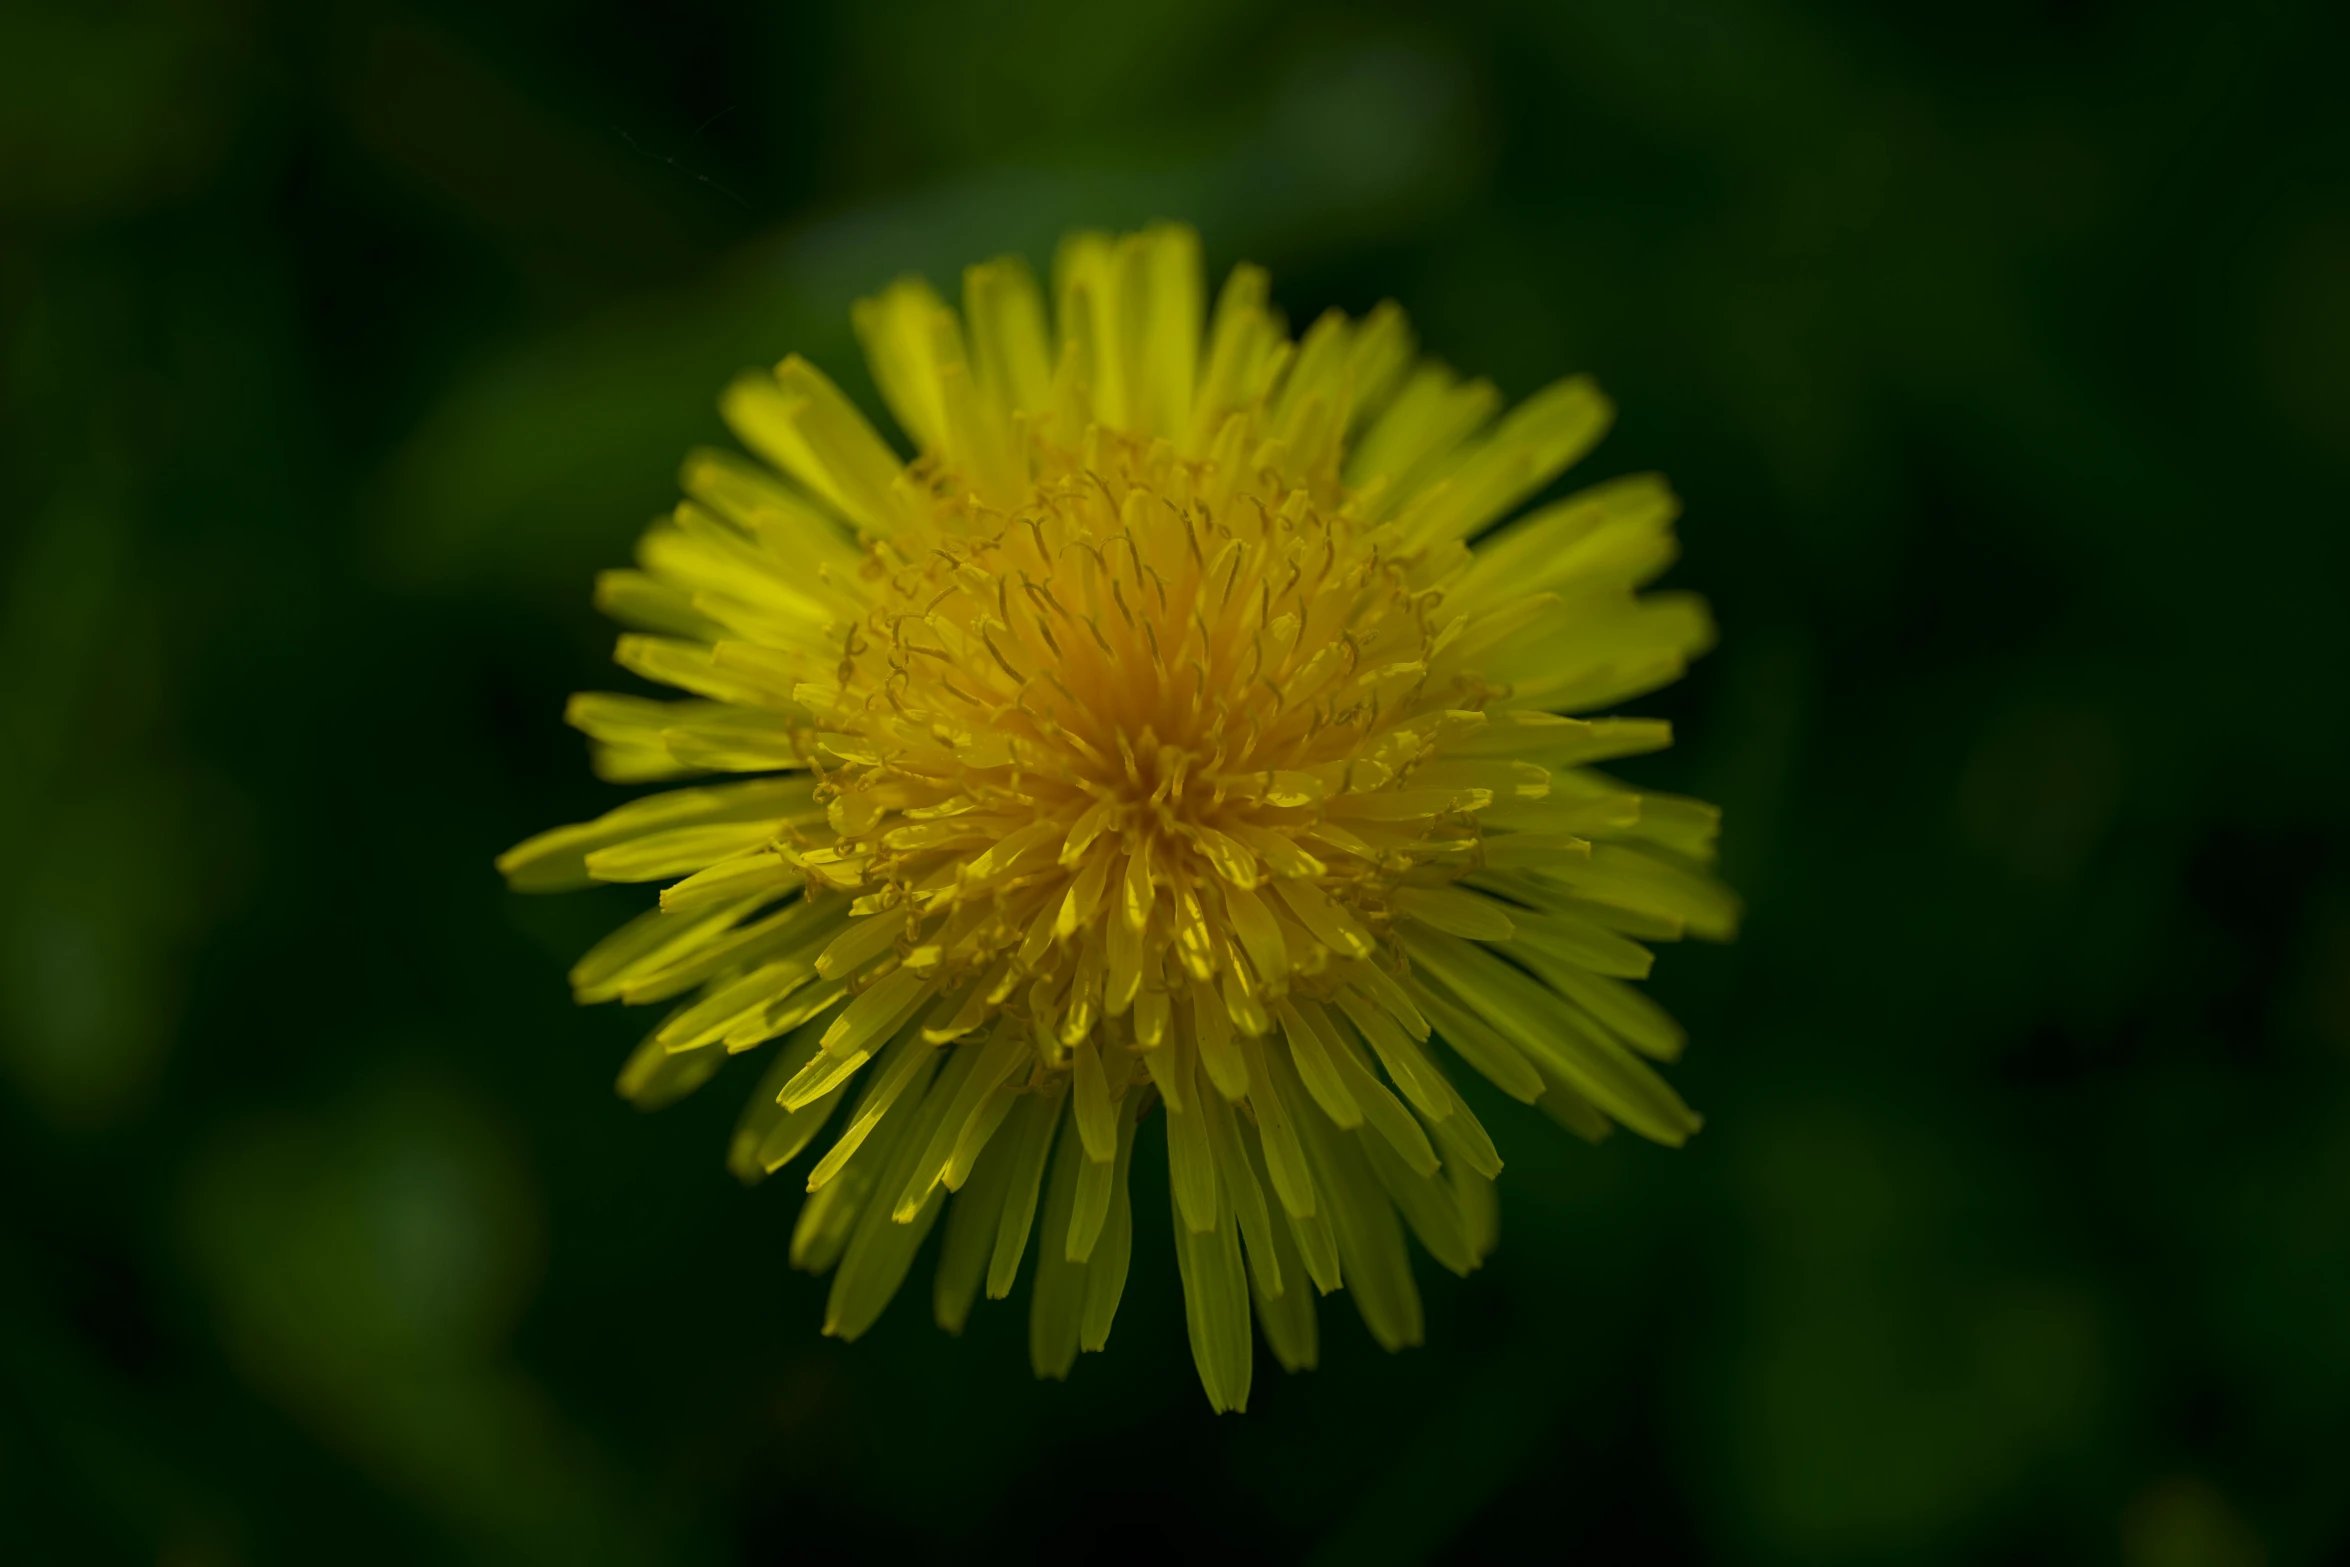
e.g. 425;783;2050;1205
500;224;1735;1411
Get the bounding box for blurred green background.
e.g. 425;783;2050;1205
4;0;2347;1561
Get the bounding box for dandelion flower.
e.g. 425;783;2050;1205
499;225;1735;1411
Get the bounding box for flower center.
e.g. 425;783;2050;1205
801;434;1489;1036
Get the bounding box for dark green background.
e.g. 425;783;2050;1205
5;0;2347;1561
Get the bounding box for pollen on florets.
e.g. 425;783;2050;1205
798;428;1498;1083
